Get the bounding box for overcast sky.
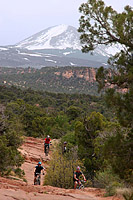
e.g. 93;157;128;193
0;0;132;46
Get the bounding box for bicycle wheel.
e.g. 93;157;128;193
80;184;84;189
45;145;49;156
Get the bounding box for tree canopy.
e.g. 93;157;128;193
78;0;133;186
78;0;133;51
78;0;133;128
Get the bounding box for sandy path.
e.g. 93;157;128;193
19;137;49;185
0;137;122;200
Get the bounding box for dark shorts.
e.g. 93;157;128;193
73;178;79;183
45;143;49;147
35;172;41;177
44;143;50;152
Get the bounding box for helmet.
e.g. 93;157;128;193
64;141;67;144
38;161;41;165
77;166;80;170
47;135;50;138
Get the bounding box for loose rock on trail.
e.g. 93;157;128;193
0;137;122;200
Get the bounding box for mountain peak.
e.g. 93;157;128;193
16;25;81;50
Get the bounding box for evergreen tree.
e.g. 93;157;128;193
78;0;133;128
75;112;106;181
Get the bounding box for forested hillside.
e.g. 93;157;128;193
0;85;132;196
0;66;98;95
0;0;132;198
0;85;110;175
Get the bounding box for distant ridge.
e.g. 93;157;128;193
0;66;98;95
0;25;122;68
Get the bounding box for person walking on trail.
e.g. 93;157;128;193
73;166;86;189
34;162;45;185
44;135;51;154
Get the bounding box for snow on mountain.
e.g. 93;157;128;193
16;24;81;50
0;25;124;68
103;44;123;56
15;24;123;58
0;47;8;51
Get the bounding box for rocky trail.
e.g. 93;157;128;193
0;137;122;200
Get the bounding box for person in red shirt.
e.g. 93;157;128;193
44;135;51;154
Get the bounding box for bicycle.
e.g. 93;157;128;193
34;173;41;185
44;143;52;156
34;172;45;185
76;180;86;189
45;144;49;156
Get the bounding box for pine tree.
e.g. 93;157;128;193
78;0;133;128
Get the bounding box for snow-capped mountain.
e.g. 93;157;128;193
16;25;81;50
15;24;121;57
0;25;122;68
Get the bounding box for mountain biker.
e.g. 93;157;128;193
63;141;67;154
34;161;45;185
44;135;51;154
73;166;86;189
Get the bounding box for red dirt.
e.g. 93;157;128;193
0;137;123;200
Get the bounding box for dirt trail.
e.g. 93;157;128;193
19;137;49;185
0;137;122;200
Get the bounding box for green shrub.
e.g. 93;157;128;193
95;167;124;196
44;149;83;189
61;131;76;145
0;106;24;175
105;181;124;197
117;188;133;200
14;168;25;178
0;138;24;175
